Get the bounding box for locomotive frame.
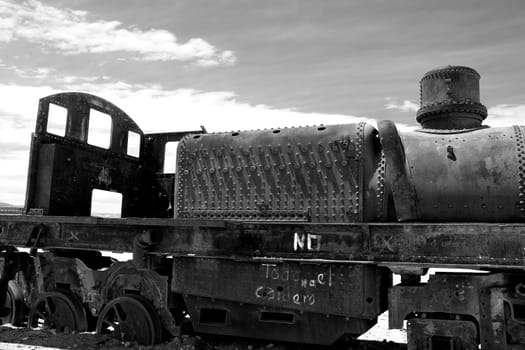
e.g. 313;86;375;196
1;66;525;349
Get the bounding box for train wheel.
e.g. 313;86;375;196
28;290;87;332
0;281;25;326
96;295;161;345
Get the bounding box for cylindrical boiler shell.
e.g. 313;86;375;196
401;126;525;222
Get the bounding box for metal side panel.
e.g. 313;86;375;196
171;257;390;318
182;296;375;345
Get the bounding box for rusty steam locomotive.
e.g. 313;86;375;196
1;66;525;349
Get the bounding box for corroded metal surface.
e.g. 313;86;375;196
4;216;525;269
407;318;478;350
183;296;376;345
25;93;145;217
24;92;200;218
390;272;525;349
172;258;389;317
173;258;390;344
377;120;419;221
28;290;88;332
143;130;204;217
401;126;525;221
175;123;384;222
96;294;162;345
416;65;487;129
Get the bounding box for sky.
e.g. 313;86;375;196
1;0;525;206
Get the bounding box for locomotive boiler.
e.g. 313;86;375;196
1;66;525;349
176;65;524;224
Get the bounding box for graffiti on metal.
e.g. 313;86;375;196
254;263;333;306
293;232;321;251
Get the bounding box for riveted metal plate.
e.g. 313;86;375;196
175;123;383;222
401;126;525;222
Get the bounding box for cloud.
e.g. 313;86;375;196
385;97;419;113
54;81;375;133
0;149;29;206
485;104;525;128
5;65;55;80
4;63;113;84
0;0;236;66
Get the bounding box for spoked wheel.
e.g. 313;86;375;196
96;295;161;345
0;280;25;326
29;290;87;332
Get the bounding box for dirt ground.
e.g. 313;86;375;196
0;312;405;350
0;326;406;350
0;326;122;349
0;326;316;350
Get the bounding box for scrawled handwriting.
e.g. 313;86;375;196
254;263;333;307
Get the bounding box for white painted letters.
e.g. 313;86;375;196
294;233;305;251
293;232;321;251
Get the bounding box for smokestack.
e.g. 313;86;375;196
416;65;487;129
